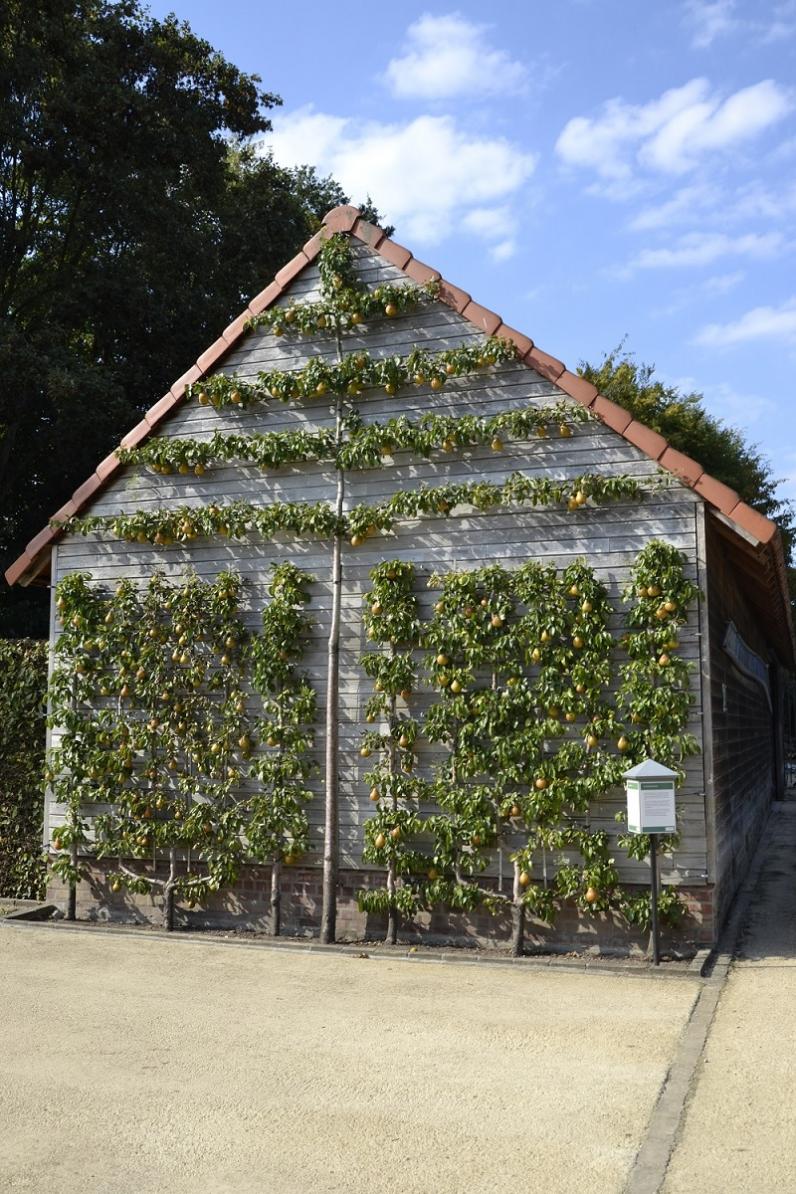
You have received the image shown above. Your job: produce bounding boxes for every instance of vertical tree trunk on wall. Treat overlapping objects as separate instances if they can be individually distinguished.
[67,837,77,922]
[164,849,177,931]
[321,387,345,945]
[386,688,398,945]
[271,858,281,937]
[510,861,525,957]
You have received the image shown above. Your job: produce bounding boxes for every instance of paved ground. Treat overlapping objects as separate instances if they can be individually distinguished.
[664,803,796,1193]
[0,926,698,1194]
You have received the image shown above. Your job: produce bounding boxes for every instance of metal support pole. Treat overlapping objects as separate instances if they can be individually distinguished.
[650,833,660,966]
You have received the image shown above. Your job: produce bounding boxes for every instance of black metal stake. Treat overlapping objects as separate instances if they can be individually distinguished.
[650,832,660,966]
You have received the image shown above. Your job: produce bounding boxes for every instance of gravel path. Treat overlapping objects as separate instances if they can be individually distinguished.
[0,924,697,1194]
[664,803,796,1193]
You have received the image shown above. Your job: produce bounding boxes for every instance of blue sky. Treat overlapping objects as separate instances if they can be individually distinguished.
[148,0,796,506]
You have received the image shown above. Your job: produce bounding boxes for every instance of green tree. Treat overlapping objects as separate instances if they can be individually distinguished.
[0,0,350,636]
[580,349,793,561]
[0,639,47,898]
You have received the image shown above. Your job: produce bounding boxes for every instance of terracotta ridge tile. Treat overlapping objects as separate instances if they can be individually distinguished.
[247,280,283,317]
[403,257,441,286]
[322,205,360,233]
[726,501,777,544]
[5,554,33,586]
[496,324,533,356]
[591,395,634,435]
[352,218,385,250]
[658,446,703,487]
[461,300,502,337]
[524,347,565,383]
[378,238,412,270]
[623,420,668,461]
[438,279,471,314]
[25,527,56,557]
[70,473,103,508]
[694,473,740,516]
[145,394,179,427]
[196,336,230,375]
[119,419,151,450]
[170,364,203,400]
[275,249,310,289]
[557,370,599,409]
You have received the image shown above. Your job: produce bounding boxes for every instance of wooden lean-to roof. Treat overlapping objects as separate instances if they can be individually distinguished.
[6,204,794,664]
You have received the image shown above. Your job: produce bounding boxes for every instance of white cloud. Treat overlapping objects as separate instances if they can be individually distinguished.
[490,239,517,263]
[631,230,782,269]
[630,183,718,230]
[694,298,796,345]
[266,107,536,247]
[556,78,792,179]
[683,1,739,48]
[683,0,796,47]
[384,13,527,100]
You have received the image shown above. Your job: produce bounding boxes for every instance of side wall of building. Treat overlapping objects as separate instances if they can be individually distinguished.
[705,516,778,926]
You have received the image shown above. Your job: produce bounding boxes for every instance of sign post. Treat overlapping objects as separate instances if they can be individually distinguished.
[623,759,678,966]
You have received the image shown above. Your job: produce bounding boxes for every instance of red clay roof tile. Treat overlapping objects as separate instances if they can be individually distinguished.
[222,312,250,344]
[196,336,230,375]
[438,280,471,314]
[145,394,179,427]
[119,419,151,450]
[557,371,599,409]
[728,501,778,545]
[524,347,565,383]
[496,324,533,356]
[658,446,703,486]
[695,473,740,516]
[170,364,203,399]
[275,251,309,289]
[96,452,120,481]
[379,239,412,270]
[462,300,502,336]
[352,218,385,249]
[322,205,359,232]
[623,421,668,461]
[302,229,327,259]
[70,473,104,508]
[404,258,441,285]
[591,395,634,434]
[247,281,283,317]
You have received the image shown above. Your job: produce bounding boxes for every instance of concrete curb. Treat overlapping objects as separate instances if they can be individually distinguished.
[1,916,701,982]
[623,803,779,1194]
[0,900,58,921]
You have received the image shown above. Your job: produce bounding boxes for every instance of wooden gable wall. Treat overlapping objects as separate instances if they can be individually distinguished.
[50,242,709,889]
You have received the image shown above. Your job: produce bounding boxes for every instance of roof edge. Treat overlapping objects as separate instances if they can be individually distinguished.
[6,205,792,663]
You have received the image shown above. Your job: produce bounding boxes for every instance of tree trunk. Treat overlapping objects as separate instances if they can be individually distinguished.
[386,864,398,945]
[67,838,77,921]
[163,848,177,931]
[510,863,525,957]
[321,388,345,945]
[385,688,398,946]
[271,858,281,937]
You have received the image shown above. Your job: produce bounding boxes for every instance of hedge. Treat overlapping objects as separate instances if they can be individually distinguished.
[0,639,47,898]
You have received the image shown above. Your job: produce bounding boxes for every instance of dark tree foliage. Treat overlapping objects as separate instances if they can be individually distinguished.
[580,349,793,566]
[0,1,360,635]
[0,639,47,898]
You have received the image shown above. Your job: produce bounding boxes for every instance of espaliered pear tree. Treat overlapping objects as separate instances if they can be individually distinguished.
[48,570,253,929]
[63,229,660,941]
[248,563,316,936]
[357,560,425,943]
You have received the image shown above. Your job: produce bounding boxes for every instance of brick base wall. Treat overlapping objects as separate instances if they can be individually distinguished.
[48,860,716,952]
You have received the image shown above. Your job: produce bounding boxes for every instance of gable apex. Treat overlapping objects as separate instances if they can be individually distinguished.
[5,205,792,666]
